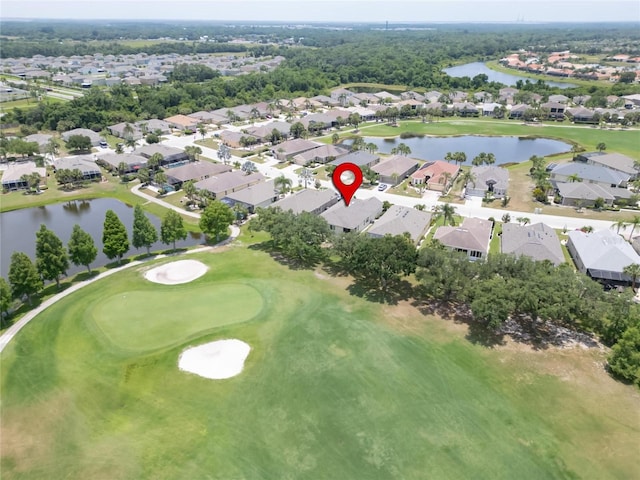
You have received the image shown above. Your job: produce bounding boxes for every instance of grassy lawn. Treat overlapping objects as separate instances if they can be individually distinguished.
[489,221,502,255]
[0,97,63,111]
[195,138,220,150]
[388,179,422,198]
[2,248,638,479]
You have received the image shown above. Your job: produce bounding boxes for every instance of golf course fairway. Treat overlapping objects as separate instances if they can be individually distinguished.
[1,248,639,479]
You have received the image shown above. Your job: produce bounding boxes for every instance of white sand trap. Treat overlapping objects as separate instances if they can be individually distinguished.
[144,259,208,285]
[178,339,251,380]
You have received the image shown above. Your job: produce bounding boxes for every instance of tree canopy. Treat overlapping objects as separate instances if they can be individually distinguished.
[67,224,98,274]
[35,224,69,289]
[102,209,130,264]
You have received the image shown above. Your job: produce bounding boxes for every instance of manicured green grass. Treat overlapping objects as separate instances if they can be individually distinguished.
[1,248,639,479]
[91,282,264,352]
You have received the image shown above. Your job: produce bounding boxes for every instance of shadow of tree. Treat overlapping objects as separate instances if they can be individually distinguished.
[346,278,415,305]
[248,242,322,271]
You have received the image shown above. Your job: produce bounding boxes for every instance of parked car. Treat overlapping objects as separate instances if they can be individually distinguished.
[377,183,388,191]
[99,141,108,148]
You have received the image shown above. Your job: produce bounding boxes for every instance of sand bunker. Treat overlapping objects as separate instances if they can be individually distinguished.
[144,260,208,285]
[178,339,251,380]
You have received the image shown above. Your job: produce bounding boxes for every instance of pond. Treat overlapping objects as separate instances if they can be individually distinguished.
[0,198,202,279]
[443,62,577,89]
[346,135,571,165]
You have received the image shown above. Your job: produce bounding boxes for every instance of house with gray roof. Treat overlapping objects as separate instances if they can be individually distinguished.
[1,161,46,191]
[555,182,615,207]
[371,155,420,186]
[24,133,53,153]
[137,144,188,166]
[501,222,564,265]
[329,151,380,169]
[136,119,172,135]
[97,153,148,173]
[567,229,640,284]
[107,122,143,140]
[166,162,231,188]
[61,128,103,146]
[433,217,493,261]
[54,155,102,180]
[194,171,264,199]
[550,163,630,188]
[245,121,292,143]
[466,166,509,198]
[222,180,279,213]
[575,152,638,178]
[368,205,432,245]
[271,138,321,161]
[271,189,339,215]
[321,197,383,233]
[292,144,349,166]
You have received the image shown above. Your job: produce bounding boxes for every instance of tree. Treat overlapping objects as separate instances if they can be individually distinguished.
[298,168,313,188]
[567,173,582,183]
[334,233,417,293]
[470,276,514,329]
[199,200,235,242]
[154,171,168,192]
[118,161,129,176]
[68,224,97,274]
[8,252,42,305]
[217,143,231,164]
[0,277,11,321]
[501,213,511,223]
[623,263,640,291]
[183,180,197,204]
[516,217,531,226]
[241,160,258,175]
[596,142,606,153]
[198,124,207,139]
[44,137,59,161]
[611,220,628,234]
[275,174,292,194]
[290,122,307,139]
[432,203,457,226]
[607,327,640,386]
[361,165,379,185]
[161,210,187,251]
[627,215,640,239]
[185,145,202,162]
[115,143,124,154]
[391,143,411,155]
[137,167,151,185]
[147,152,163,171]
[102,209,129,264]
[458,170,476,188]
[124,137,137,150]
[348,112,361,131]
[35,224,69,289]
[132,204,158,256]
[331,132,340,144]
[66,134,92,152]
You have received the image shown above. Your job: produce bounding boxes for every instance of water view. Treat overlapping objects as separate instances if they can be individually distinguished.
[443,62,577,89]
[349,135,571,164]
[0,198,202,279]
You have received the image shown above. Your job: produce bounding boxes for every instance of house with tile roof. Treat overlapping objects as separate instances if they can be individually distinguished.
[321,197,383,233]
[433,217,493,261]
[500,223,564,265]
[271,189,340,215]
[411,160,460,192]
[466,166,509,198]
[368,205,432,245]
[371,155,420,186]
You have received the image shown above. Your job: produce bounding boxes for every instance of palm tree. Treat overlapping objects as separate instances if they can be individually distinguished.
[516,217,531,226]
[395,143,411,155]
[123,123,135,141]
[217,143,231,164]
[623,263,640,290]
[433,203,457,226]
[570,144,581,159]
[198,124,207,139]
[298,168,313,189]
[124,137,137,151]
[458,170,476,188]
[611,220,628,235]
[44,137,59,162]
[275,175,292,195]
[117,161,128,176]
[183,180,197,203]
[567,173,582,183]
[184,146,202,162]
[501,213,511,223]
[441,172,453,192]
[596,142,606,153]
[250,107,261,124]
[147,153,163,171]
[331,133,340,145]
[627,215,640,240]
[444,152,454,163]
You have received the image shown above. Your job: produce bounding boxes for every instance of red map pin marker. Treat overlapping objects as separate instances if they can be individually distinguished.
[332,162,363,206]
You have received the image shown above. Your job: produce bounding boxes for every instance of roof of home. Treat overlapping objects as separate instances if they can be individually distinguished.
[411,160,460,182]
[556,182,616,201]
[569,229,640,279]
[580,152,637,176]
[321,197,383,230]
[433,217,492,254]
[329,151,379,167]
[194,171,264,196]
[223,179,278,205]
[54,155,101,174]
[271,188,339,215]
[292,144,349,164]
[501,222,564,265]
[136,144,185,159]
[24,133,52,146]
[470,165,510,190]
[61,128,102,143]
[99,153,147,168]
[551,163,630,185]
[367,205,432,243]
[245,121,292,139]
[165,161,231,183]
[371,155,419,176]
[164,114,199,128]
[273,138,320,156]
[1,161,46,184]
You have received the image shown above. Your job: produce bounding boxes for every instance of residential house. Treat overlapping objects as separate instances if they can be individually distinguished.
[107,122,143,140]
[165,162,232,189]
[97,153,147,173]
[24,133,53,153]
[368,205,432,245]
[500,222,564,265]
[137,145,189,166]
[188,111,228,126]
[411,160,460,192]
[136,119,172,135]
[466,166,509,198]
[575,152,638,178]
[321,197,383,233]
[245,121,292,143]
[271,138,321,161]
[194,171,264,199]
[164,114,199,131]
[291,144,349,166]
[222,180,279,213]
[54,155,102,180]
[371,155,420,186]
[567,229,640,285]
[541,101,566,120]
[1,162,46,191]
[219,130,247,149]
[329,151,380,169]
[271,189,340,215]
[555,182,615,207]
[565,107,596,124]
[549,163,630,189]
[61,128,103,146]
[509,104,531,119]
[433,217,493,261]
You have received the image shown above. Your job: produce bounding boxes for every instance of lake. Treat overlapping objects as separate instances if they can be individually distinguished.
[347,135,571,165]
[0,198,202,279]
[443,62,577,89]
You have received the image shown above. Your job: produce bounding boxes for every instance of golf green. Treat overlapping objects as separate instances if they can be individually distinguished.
[91,284,264,351]
[1,249,638,480]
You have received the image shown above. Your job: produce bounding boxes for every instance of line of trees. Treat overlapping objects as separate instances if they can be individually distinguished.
[249,206,640,386]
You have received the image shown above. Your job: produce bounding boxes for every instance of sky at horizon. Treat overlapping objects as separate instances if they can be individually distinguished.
[2,0,640,23]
